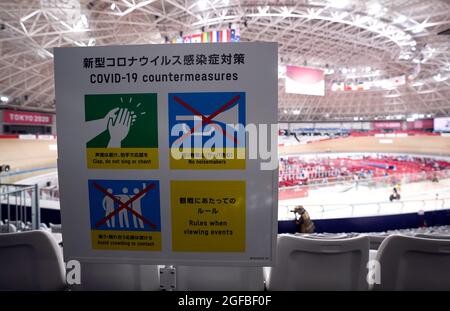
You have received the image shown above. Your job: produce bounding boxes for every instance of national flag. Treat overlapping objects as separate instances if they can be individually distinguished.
[357,81,364,91]
[230,29,236,42]
[191,33,202,43]
[220,29,231,42]
[212,31,219,42]
[202,32,210,43]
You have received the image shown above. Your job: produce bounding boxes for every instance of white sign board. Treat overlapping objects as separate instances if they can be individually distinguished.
[434,117,450,132]
[54,42,278,266]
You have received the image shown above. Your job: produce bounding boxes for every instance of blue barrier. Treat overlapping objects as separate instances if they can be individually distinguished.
[0,166,57,178]
[278,208,450,233]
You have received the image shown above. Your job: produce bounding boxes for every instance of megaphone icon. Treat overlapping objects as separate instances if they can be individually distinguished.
[176,104,239,136]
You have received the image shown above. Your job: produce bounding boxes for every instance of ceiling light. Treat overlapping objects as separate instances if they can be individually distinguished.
[434,73,448,82]
[0,96,9,102]
[284,110,288,114]
[411,47,416,51]
[293,110,300,115]
[257,6,269,14]
[281,6,291,16]
[366,66,371,72]
[412,24,424,33]
[368,2,382,15]
[111,3,116,10]
[197,0,208,10]
[342,68,348,74]
[394,15,406,24]
[351,68,356,73]
[81,14,88,27]
[73,14,89,32]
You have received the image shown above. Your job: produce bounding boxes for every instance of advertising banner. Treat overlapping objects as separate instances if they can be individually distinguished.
[3,110,53,125]
[373,121,402,129]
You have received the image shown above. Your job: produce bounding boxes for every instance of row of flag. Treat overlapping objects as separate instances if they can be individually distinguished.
[171,29,240,44]
[331,81,369,91]
[331,75,406,92]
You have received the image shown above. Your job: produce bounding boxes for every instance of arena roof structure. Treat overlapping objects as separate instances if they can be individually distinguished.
[0,0,449,121]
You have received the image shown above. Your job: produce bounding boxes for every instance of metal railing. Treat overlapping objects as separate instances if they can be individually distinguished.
[279,169,450,192]
[40,187,60,200]
[0,183,40,232]
[279,196,450,221]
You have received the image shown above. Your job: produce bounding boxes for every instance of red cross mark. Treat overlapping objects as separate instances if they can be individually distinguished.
[173,95,241,146]
[93,182,157,229]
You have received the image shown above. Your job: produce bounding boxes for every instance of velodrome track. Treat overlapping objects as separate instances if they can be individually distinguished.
[2,135,450,182]
[279,135,450,156]
[0,138,57,183]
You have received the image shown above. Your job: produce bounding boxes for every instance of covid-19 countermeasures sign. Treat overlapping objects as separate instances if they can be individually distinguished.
[55,42,278,266]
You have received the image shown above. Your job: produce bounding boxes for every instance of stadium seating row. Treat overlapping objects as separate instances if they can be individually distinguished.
[1,230,450,290]
[0,221,61,233]
[279,154,450,188]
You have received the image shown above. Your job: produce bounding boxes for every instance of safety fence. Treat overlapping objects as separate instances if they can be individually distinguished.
[0,183,40,232]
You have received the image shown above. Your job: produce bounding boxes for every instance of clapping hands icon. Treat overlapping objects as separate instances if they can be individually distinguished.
[85,97,141,148]
[107,108,136,147]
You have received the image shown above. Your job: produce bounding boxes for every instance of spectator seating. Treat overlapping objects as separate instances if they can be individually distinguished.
[4,220,26,231]
[369,235,387,250]
[0,230,66,290]
[0,223,17,233]
[374,234,450,290]
[415,233,450,239]
[49,223,62,233]
[1,225,450,290]
[265,234,369,290]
